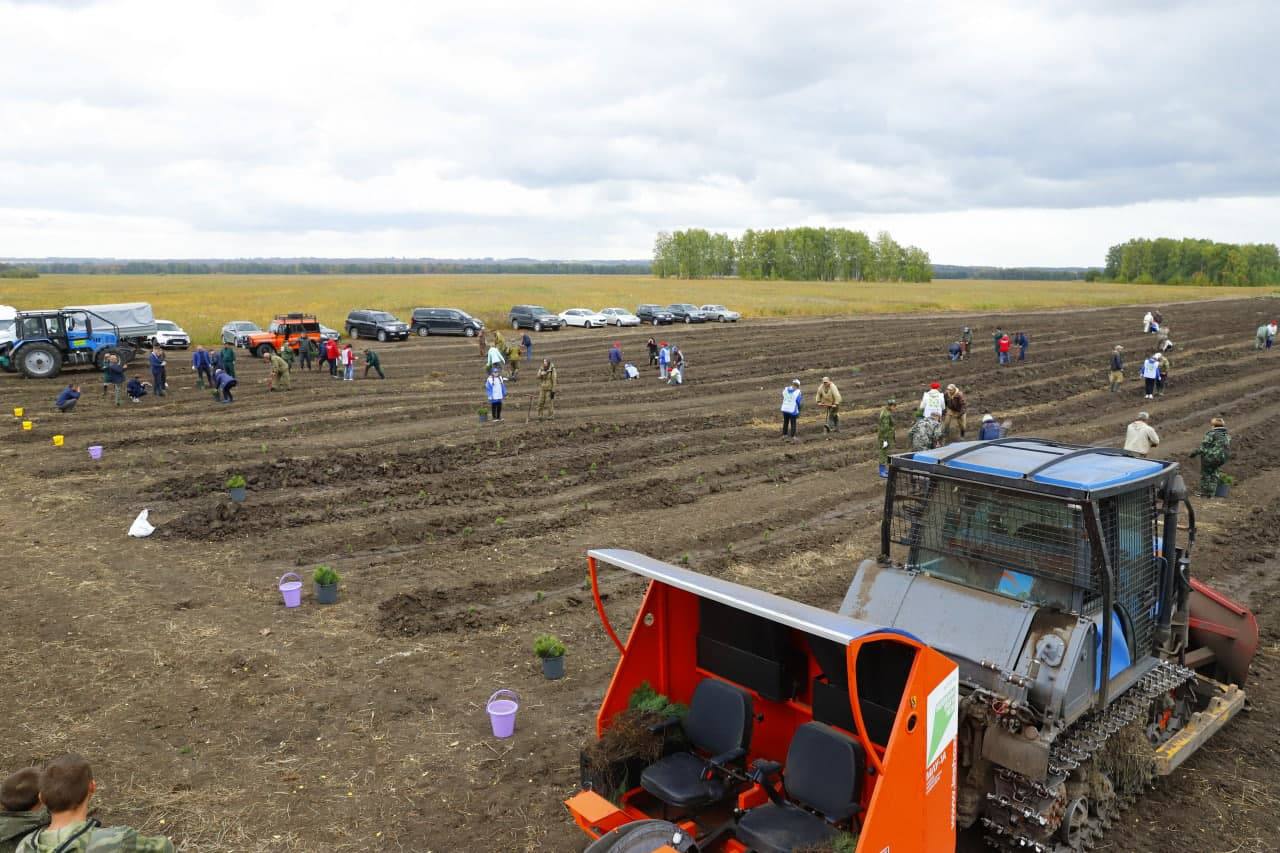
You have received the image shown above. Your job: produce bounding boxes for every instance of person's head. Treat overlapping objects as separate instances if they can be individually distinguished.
[38,754,94,814]
[1,767,41,812]
[491,367,500,376]
[945,383,957,393]
[612,341,620,348]
[71,384,80,392]
[1137,411,1150,422]
[1115,345,1123,352]
[982,413,994,423]
[928,411,941,421]
[821,376,830,385]
[930,382,940,391]
[886,397,896,409]
[791,379,801,389]
[1211,417,1226,428]
[541,358,550,368]
[152,345,161,353]
[963,326,970,333]
[262,352,271,360]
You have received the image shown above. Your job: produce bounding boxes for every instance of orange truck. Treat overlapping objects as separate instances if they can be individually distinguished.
[242,313,323,357]
[567,439,1257,853]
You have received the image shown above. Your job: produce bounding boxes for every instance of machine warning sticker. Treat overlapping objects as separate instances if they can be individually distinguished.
[926,667,959,768]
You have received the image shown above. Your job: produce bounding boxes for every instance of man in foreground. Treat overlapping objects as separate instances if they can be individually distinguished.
[1123,411,1160,457]
[536,358,557,419]
[815,376,841,432]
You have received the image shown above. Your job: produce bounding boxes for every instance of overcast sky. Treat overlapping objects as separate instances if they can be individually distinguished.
[2,0,1277,265]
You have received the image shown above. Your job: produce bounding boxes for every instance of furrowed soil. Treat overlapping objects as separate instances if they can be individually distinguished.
[1,298,1277,853]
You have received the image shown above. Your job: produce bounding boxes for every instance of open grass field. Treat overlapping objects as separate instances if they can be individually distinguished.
[1,296,1278,852]
[1,274,1271,344]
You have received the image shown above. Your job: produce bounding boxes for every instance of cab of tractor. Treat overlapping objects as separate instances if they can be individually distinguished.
[567,549,959,853]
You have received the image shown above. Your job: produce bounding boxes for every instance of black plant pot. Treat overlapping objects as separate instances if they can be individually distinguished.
[315,582,339,604]
[541,655,565,680]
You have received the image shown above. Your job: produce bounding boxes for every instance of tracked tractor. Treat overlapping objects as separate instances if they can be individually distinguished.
[567,439,1257,853]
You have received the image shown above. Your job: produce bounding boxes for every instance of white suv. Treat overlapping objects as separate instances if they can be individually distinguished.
[150,319,191,349]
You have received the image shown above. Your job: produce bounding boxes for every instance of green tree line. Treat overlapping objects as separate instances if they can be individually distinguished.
[24,259,648,276]
[0,263,38,278]
[1103,238,1280,285]
[652,228,931,282]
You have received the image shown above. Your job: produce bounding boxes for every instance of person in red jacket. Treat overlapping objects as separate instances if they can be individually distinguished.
[324,338,340,378]
[998,332,1012,366]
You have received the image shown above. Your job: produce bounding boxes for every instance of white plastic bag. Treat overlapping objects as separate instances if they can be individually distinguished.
[128,509,155,538]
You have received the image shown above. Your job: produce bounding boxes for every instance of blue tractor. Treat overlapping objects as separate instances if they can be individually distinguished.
[1,308,137,380]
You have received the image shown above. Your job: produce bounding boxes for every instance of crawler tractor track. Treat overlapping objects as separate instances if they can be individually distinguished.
[981,661,1195,852]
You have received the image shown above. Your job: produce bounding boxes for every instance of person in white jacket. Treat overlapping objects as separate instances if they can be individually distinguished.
[1124,412,1160,456]
[1143,311,1154,333]
[485,367,506,421]
[779,379,802,440]
[1140,354,1161,399]
[919,382,945,419]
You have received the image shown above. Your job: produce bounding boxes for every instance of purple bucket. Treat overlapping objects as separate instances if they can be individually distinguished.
[486,689,519,738]
[88,445,103,460]
[278,572,303,608]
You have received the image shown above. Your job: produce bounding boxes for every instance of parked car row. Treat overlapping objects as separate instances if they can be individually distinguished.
[520,303,742,331]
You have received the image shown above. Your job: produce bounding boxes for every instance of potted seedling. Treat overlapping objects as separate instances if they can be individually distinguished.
[1215,473,1235,499]
[534,633,566,680]
[581,682,687,802]
[226,474,247,503]
[478,406,489,423]
[313,565,341,604]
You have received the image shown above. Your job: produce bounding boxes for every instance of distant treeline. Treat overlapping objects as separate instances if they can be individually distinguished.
[1103,238,1280,285]
[933,264,1098,281]
[0,263,38,278]
[21,259,649,276]
[653,227,932,281]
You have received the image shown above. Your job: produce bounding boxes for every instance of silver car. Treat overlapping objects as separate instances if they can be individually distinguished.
[221,320,261,347]
[700,304,741,322]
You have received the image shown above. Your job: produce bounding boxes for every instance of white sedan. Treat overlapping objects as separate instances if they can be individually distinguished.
[599,307,641,327]
[559,308,609,328]
[700,304,741,322]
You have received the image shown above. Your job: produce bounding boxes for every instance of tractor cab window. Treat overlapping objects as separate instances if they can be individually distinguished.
[898,479,1089,613]
[44,316,66,337]
[18,317,46,338]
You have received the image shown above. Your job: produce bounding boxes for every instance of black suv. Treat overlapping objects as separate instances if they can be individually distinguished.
[411,308,484,337]
[636,304,675,325]
[345,309,410,341]
[509,305,563,332]
[667,303,708,324]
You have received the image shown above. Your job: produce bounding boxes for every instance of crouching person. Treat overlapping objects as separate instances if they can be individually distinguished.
[213,368,237,404]
[16,754,173,852]
[1,767,49,852]
[54,385,80,414]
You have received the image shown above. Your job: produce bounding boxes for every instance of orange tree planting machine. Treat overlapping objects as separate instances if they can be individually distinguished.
[567,439,1257,853]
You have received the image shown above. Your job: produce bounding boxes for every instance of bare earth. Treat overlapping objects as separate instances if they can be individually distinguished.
[1,297,1276,853]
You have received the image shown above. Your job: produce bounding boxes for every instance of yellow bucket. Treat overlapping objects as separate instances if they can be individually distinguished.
[22,420,33,430]
[13,407,23,418]
[52,434,64,447]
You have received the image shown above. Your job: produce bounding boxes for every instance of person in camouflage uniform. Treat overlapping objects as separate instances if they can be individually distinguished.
[876,398,898,477]
[1,768,48,853]
[264,352,291,391]
[15,755,172,853]
[280,343,296,372]
[1188,417,1231,498]
[536,358,557,419]
[909,411,944,452]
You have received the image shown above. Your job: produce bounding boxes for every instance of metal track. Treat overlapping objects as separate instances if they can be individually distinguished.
[980,661,1195,853]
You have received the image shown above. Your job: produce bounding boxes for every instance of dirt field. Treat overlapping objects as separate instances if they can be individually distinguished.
[1,298,1277,853]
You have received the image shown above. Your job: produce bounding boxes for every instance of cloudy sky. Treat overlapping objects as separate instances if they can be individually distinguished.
[1,0,1276,265]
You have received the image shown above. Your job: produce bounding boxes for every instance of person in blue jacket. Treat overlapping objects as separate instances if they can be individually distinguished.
[54,384,81,413]
[485,367,506,421]
[126,376,150,402]
[780,379,802,440]
[978,413,1002,440]
[212,367,237,403]
[102,355,126,406]
[148,346,167,397]
[521,332,533,363]
[608,341,622,379]
[1016,331,1029,362]
[948,340,963,361]
[191,346,213,388]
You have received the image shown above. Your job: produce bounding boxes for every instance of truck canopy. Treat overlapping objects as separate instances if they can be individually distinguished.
[61,303,157,340]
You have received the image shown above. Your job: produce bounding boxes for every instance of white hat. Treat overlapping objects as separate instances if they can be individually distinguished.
[982,414,994,422]
[791,378,801,386]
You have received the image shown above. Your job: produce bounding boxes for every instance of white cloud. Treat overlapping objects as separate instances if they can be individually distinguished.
[1,0,1277,264]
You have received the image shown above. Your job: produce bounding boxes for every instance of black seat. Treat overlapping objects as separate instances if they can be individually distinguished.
[639,679,753,814]
[735,722,864,853]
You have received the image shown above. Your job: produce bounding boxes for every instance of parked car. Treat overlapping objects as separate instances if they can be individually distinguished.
[667,303,709,324]
[636,304,675,325]
[411,307,484,337]
[346,309,410,341]
[699,304,741,322]
[559,308,608,328]
[600,307,641,327]
[149,319,190,349]
[509,305,563,331]
[243,314,324,357]
[319,324,341,341]
[221,320,261,347]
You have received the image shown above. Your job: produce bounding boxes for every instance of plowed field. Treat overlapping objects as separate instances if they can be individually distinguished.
[1,297,1276,852]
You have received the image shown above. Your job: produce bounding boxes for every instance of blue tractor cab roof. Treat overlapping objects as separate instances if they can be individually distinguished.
[897,438,1176,499]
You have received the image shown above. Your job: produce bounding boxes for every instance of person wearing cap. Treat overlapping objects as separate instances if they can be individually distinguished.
[1140,352,1161,399]
[942,383,967,443]
[876,399,898,477]
[816,376,842,433]
[1189,417,1231,497]
[608,341,622,380]
[910,410,944,451]
[919,382,945,419]
[485,366,507,421]
[961,326,972,356]
[1123,412,1160,456]
[780,379,803,440]
[1109,345,1125,392]
[977,413,1002,441]
[1256,321,1276,350]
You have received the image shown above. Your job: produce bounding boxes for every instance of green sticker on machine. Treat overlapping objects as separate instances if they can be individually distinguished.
[927,667,959,767]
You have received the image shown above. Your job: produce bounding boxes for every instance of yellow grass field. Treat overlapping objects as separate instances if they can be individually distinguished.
[0,274,1270,344]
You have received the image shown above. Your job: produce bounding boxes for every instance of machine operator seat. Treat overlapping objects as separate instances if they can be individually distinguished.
[639,678,754,814]
[734,722,865,853]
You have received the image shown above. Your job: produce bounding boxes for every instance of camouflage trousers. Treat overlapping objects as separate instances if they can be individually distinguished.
[1199,465,1221,498]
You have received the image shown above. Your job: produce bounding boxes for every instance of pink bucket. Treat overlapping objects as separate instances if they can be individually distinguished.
[486,689,519,738]
[88,445,103,460]
[278,573,303,608]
